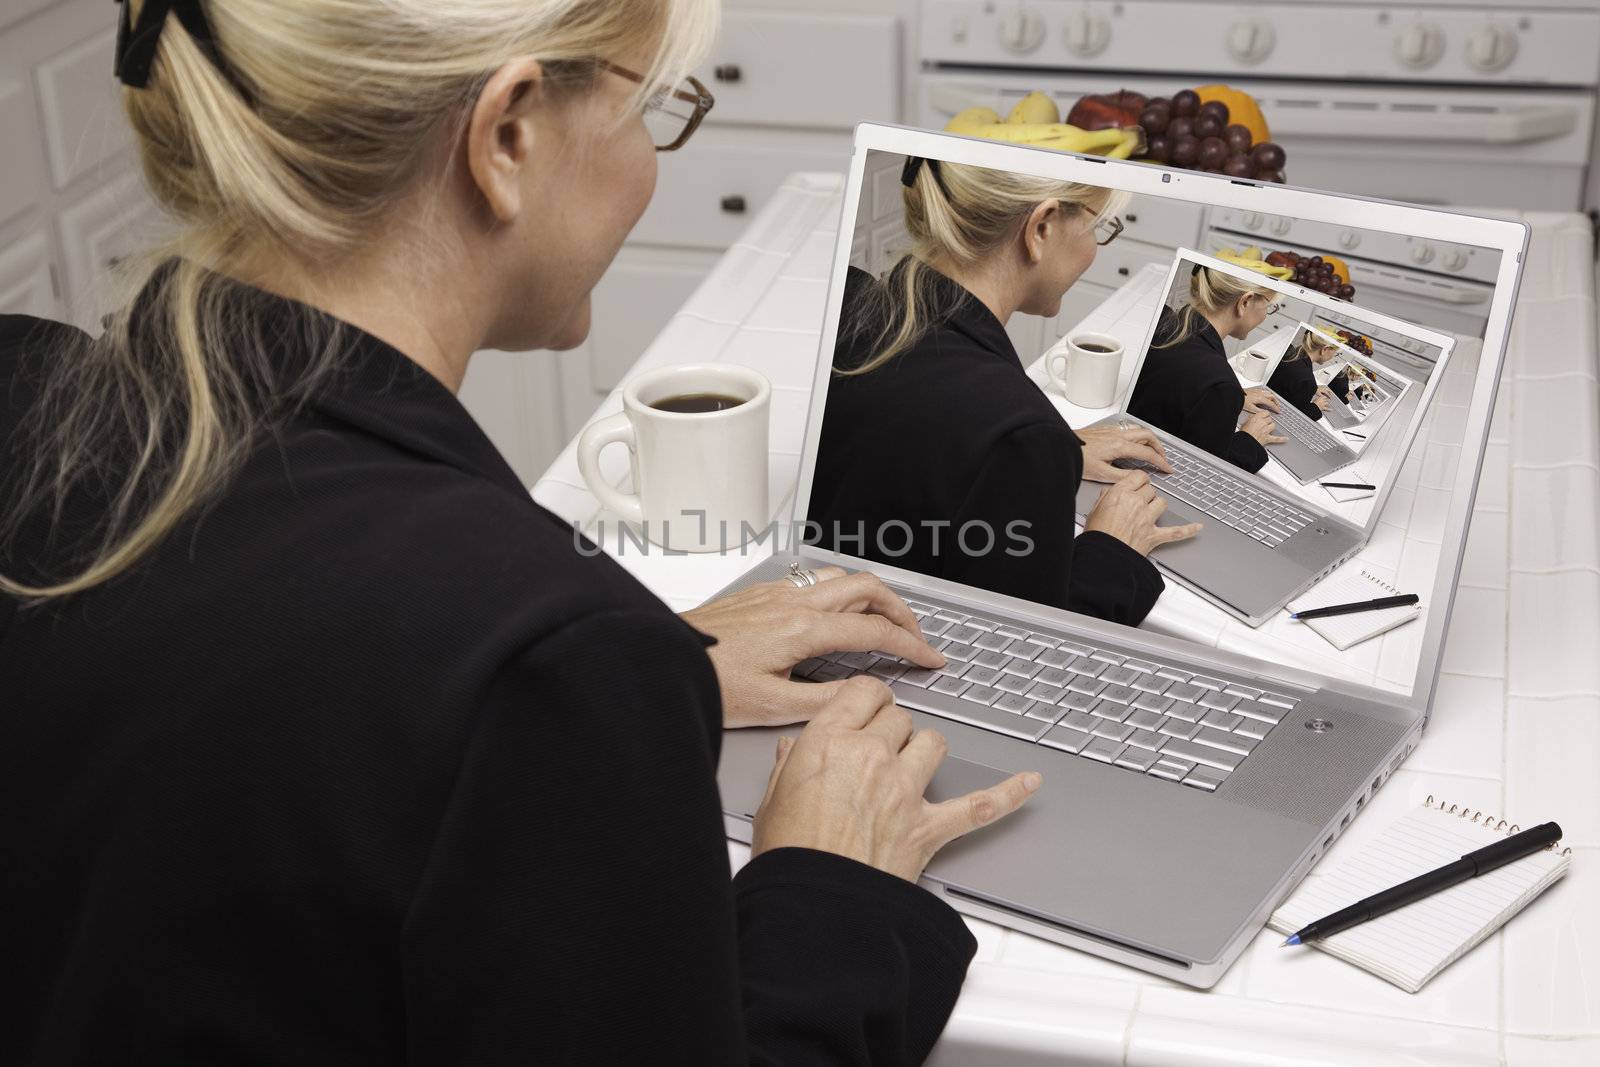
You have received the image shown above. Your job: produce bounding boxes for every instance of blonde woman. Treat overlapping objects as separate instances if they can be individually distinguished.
[1267,325,1343,420]
[0,2,1044,1060]
[1128,263,1287,472]
[808,157,1202,628]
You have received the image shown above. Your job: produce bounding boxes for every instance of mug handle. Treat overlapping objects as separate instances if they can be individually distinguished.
[1047,350,1071,392]
[576,413,645,524]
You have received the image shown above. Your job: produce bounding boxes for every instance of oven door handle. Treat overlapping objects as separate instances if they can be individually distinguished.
[928,85,1578,146]
[1270,104,1578,145]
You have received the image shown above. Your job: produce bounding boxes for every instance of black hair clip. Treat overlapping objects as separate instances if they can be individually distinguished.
[115,0,252,103]
[900,155,951,198]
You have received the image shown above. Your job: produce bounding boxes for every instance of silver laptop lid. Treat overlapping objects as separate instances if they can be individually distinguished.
[1114,248,1453,534]
[792,122,1528,722]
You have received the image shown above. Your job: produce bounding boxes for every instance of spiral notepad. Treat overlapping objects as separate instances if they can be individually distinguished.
[1268,797,1571,993]
[1287,567,1421,650]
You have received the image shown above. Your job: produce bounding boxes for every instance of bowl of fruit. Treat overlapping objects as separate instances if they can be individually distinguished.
[1265,249,1356,301]
[1134,87,1286,182]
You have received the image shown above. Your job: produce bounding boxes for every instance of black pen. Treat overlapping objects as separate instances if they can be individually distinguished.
[1283,822,1564,945]
[1320,480,1376,491]
[1343,430,1367,439]
[1291,593,1419,620]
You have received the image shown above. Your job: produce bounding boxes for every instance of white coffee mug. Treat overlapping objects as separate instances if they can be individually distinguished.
[1239,348,1273,383]
[1047,332,1123,409]
[577,364,770,552]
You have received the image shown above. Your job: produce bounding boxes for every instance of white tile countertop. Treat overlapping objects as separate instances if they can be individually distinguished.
[532,174,1600,1065]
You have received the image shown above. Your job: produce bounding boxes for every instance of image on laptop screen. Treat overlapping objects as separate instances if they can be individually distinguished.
[1127,249,1450,523]
[803,147,1506,700]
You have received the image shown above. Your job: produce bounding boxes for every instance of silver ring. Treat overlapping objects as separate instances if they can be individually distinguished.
[786,561,819,588]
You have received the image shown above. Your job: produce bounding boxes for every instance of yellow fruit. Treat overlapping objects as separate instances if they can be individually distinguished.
[1006,91,1060,125]
[1214,246,1295,281]
[1194,84,1271,144]
[1105,127,1145,159]
[944,106,1002,134]
[1322,254,1352,286]
[965,123,1129,153]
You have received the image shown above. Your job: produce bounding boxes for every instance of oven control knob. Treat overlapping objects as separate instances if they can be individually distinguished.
[1063,10,1111,57]
[1226,18,1276,64]
[1242,212,1265,230]
[998,9,1046,54]
[1338,230,1360,250]
[1410,243,1437,265]
[1394,23,1445,70]
[1441,248,1469,272]
[1269,215,1293,236]
[1466,24,1518,72]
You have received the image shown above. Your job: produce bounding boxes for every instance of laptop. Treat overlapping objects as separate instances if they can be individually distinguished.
[1263,388,1359,484]
[711,122,1526,989]
[1071,249,1454,627]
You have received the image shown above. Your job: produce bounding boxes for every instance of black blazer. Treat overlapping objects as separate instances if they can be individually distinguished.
[1267,352,1323,421]
[807,265,1162,628]
[0,279,975,1065]
[1128,306,1268,473]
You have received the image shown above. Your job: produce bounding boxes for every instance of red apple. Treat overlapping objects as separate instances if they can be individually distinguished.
[1067,89,1151,131]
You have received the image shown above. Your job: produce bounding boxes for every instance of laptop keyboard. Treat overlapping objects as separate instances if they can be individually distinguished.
[1159,448,1314,548]
[1275,406,1336,454]
[795,601,1301,793]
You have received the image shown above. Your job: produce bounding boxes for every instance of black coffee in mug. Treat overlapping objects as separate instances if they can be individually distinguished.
[651,392,747,414]
[1076,342,1116,353]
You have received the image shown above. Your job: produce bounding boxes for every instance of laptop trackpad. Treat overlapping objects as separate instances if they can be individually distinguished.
[924,755,1016,804]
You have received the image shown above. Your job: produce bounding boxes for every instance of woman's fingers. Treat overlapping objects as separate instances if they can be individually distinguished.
[809,565,850,584]
[1124,441,1172,473]
[812,675,895,730]
[925,772,1042,848]
[1156,521,1205,546]
[861,701,915,751]
[899,728,950,791]
[805,608,946,668]
[804,571,923,637]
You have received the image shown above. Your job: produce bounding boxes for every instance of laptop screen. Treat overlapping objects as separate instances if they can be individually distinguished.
[800,137,1520,705]
[1117,249,1452,531]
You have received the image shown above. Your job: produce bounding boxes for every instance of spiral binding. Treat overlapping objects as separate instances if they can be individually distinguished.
[1357,569,1402,596]
[1424,795,1572,856]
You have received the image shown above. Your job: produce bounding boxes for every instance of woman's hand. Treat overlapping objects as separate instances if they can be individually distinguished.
[681,568,945,729]
[1313,386,1334,411]
[1242,410,1287,446]
[1242,387,1280,415]
[1077,423,1171,484]
[751,678,1041,882]
[1083,470,1203,556]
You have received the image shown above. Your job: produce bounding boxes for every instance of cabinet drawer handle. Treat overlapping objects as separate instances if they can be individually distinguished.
[714,63,742,83]
[720,195,747,214]
[1117,266,1130,276]
[1125,213,1138,223]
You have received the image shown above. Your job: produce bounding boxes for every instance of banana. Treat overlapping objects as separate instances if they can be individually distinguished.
[1105,127,1145,160]
[965,123,1130,154]
[1006,91,1060,125]
[944,106,1003,134]
[1213,246,1295,281]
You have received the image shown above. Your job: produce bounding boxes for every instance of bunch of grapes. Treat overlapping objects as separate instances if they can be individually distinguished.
[1276,252,1356,300]
[1138,90,1285,182]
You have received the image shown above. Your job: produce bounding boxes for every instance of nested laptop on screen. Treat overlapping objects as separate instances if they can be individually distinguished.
[711,123,1526,989]
[1069,248,1453,627]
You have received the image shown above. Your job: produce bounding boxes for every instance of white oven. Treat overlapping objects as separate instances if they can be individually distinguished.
[918,1,1600,212]
[916,0,1598,335]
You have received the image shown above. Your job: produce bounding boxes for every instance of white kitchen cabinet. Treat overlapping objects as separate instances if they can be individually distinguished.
[0,231,58,318]
[547,7,905,448]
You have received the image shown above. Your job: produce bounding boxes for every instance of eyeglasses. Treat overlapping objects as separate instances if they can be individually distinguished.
[597,59,715,152]
[1093,216,1124,246]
